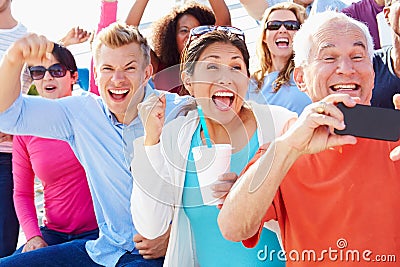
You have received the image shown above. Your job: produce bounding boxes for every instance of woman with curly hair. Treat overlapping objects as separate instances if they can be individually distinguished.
[126,0,231,94]
[246,2,311,115]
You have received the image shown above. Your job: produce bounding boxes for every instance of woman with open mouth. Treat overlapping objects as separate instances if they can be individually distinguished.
[247,2,311,115]
[130,26,297,266]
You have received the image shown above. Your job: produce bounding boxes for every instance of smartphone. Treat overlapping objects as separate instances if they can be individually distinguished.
[334,103,400,142]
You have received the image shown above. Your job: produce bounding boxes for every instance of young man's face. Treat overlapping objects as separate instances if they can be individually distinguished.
[94,42,152,124]
[294,21,374,105]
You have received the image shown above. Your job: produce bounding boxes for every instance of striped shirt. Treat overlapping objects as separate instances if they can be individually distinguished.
[0,22,28,153]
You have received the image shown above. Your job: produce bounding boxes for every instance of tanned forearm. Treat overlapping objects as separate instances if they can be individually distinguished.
[218,138,300,242]
[209,0,232,26]
[125,0,150,26]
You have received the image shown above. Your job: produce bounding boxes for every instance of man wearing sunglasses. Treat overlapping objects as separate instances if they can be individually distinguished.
[0,0,28,258]
[0,22,189,267]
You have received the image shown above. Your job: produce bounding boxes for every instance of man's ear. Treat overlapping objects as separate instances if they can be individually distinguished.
[294,66,307,92]
[144,64,153,82]
[181,71,193,95]
[93,65,98,86]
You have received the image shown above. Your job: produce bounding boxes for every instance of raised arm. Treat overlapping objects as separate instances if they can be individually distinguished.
[218,96,358,242]
[90,0,118,95]
[209,0,231,26]
[0,34,53,112]
[125,0,150,26]
[239,0,269,21]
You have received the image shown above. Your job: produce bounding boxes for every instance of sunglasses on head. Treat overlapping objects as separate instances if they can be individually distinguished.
[186,25,245,48]
[28,63,70,80]
[265,20,300,31]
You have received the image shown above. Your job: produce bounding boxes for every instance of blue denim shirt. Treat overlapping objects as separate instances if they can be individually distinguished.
[0,85,190,266]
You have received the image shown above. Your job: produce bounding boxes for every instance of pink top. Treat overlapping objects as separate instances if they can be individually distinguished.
[12,136,98,241]
[89,0,118,95]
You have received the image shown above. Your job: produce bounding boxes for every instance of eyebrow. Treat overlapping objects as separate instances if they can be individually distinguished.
[201,55,244,61]
[320,40,367,51]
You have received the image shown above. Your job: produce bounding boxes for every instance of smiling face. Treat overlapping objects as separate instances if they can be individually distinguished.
[31,55,77,100]
[263,9,299,64]
[294,21,374,104]
[176,14,201,54]
[94,42,152,124]
[183,42,249,125]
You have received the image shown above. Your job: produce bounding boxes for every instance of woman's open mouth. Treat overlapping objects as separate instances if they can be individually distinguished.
[211,91,234,111]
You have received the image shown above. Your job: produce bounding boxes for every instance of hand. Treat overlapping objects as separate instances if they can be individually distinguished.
[213,172,238,209]
[281,94,358,156]
[390,94,400,161]
[133,225,171,259]
[59,26,92,47]
[0,132,13,143]
[138,93,166,146]
[6,33,54,67]
[22,236,48,253]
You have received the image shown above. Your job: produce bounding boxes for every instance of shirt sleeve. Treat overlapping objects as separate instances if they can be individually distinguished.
[0,94,73,141]
[12,136,42,240]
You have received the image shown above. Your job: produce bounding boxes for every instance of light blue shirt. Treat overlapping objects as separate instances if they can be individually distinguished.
[246,72,311,115]
[0,85,190,266]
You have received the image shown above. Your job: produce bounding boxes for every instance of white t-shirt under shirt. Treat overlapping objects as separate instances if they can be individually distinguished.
[0,22,28,153]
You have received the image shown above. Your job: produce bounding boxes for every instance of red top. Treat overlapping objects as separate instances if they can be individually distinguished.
[243,138,400,266]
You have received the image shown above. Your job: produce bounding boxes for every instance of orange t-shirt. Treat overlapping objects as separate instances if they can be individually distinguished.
[243,138,400,266]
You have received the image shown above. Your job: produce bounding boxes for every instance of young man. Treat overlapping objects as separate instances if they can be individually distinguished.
[371,0,400,108]
[218,11,400,266]
[0,0,27,257]
[0,22,188,266]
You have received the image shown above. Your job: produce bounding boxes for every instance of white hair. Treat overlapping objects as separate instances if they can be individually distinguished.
[293,11,374,67]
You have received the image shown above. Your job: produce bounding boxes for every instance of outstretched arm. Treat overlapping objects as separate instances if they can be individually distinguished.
[209,0,231,26]
[125,0,150,26]
[0,34,53,112]
[218,95,358,242]
[239,0,268,21]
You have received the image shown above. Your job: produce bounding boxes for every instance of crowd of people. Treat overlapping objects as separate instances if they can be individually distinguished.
[0,0,399,266]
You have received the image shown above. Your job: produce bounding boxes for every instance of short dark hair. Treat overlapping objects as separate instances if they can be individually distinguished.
[53,43,77,74]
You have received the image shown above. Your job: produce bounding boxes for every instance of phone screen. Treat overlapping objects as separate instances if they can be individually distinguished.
[334,103,400,142]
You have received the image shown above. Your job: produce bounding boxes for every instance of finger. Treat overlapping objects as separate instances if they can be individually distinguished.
[217,172,238,182]
[322,93,358,107]
[393,94,400,110]
[326,134,357,148]
[212,181,234,193]
[133,233,144,243]
[308,112,346,131]
[135,242,149,250]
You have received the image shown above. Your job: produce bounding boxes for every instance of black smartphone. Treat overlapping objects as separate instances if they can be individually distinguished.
[334,103,400,142]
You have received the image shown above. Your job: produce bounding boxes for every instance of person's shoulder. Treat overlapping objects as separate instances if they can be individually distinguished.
[249,101,297,119]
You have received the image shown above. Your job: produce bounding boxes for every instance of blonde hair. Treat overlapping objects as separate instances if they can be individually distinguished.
[92,21,150,68]
[253,2,307,92]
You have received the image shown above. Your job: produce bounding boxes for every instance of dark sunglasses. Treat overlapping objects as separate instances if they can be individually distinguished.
[28,63,70,80]
[186,25,245,48]
[265,20,300,31]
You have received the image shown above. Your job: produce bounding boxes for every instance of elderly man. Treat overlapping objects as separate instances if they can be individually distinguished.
[0,22,188,266]
[218,11,400,266]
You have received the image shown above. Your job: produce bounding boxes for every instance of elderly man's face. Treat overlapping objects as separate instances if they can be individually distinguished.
[294,21,374,105]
